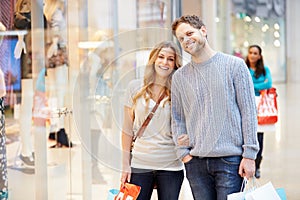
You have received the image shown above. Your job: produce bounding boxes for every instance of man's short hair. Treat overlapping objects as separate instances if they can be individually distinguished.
[171,15,205,36]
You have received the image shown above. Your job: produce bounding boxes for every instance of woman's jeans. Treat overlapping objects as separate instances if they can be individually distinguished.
[184,156,243,200]
[130,168,184,200]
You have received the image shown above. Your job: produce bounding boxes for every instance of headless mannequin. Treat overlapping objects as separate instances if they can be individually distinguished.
[87,50,105,184]
[14,0,47,165]
[83,31,113,183]
[44,0,71,147]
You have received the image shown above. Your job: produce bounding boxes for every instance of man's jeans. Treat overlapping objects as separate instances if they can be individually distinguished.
[184,156,243,200]
[131,168,184,200]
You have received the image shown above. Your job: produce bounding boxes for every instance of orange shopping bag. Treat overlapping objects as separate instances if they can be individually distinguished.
[114,183,141,200]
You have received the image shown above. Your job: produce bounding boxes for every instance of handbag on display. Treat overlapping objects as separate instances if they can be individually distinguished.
[114,183,141,200]
[257,87,278,125]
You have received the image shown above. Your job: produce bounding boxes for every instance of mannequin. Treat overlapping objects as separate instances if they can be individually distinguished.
[13,0,47,166]
[44,0,71,147]
[82,31,113,184]
[0,22,8,200]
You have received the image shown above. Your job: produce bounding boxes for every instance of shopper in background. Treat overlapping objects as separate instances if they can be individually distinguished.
[121,41,183,200]
[245,44,273,178]
[171,15,259,200]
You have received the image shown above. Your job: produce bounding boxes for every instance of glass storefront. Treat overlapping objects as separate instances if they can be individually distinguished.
[1,0,176,199]
[0,0,287,199]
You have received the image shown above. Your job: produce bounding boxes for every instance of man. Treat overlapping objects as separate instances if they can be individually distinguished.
[171,15,259,200]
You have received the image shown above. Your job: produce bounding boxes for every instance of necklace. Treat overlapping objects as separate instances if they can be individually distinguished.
[151,85,165,102]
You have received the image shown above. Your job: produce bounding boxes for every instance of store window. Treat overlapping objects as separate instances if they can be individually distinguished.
[1,0,176,199]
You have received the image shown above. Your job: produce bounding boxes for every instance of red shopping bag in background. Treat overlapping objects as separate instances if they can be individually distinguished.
[114,183,141,200]
[257,87,278,125]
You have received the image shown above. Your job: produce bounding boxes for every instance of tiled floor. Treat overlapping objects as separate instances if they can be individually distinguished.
[4,82,300,200]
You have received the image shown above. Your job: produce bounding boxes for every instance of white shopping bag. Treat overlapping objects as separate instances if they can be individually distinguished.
[245,182,281,200]
[227,177,248,200]
[228,177,282,200]
[227,191,246,200]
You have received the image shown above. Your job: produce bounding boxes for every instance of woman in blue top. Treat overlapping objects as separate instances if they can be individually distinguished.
[245,44,272,178]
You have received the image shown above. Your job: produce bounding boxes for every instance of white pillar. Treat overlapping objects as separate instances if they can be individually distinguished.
[201,0,217,49]
[31,0,48,199]
[286,0,300,83]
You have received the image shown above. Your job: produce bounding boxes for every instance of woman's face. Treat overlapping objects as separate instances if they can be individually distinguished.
[154,47,176,79]
[247,46,261,64]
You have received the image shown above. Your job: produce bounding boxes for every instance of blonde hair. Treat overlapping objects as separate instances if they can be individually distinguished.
[15,0,25,12]
[44,0,64,21]
[132,41,182,108]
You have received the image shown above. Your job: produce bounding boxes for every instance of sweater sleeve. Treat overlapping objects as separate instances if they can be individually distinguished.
[254,66,273,91]
[233,60,259,160]
[171,73,190,159]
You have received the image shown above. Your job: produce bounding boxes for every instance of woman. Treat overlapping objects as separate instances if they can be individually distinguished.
[121,41,183,200]
[245,44,273,178]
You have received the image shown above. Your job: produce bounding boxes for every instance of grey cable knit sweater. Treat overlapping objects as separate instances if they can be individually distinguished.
[171,52,259,160]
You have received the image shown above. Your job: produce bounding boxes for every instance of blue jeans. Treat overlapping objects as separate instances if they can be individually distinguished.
[130,168,184,200]
[184,156,243,200]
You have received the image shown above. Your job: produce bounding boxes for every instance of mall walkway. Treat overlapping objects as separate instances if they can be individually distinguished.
[4,82,300,200]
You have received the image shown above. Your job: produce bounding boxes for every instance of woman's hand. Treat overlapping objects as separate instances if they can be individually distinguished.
[121,168,131,185]
[178,134,189,146]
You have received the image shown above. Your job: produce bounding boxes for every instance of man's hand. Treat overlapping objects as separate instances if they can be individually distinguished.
[239,158,255,179]
[182,154,193,163]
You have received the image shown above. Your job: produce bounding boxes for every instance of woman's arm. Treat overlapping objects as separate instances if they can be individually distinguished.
[254,66,273,91]
[121,105,134,184]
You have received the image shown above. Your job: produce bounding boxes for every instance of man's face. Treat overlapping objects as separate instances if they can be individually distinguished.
[175,23,207,56]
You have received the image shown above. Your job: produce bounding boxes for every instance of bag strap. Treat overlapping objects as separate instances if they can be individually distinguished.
[134,91,166,140]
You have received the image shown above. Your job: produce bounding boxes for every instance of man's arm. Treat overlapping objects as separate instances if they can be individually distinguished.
[234,60,259,159]
[234,59,259,178]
